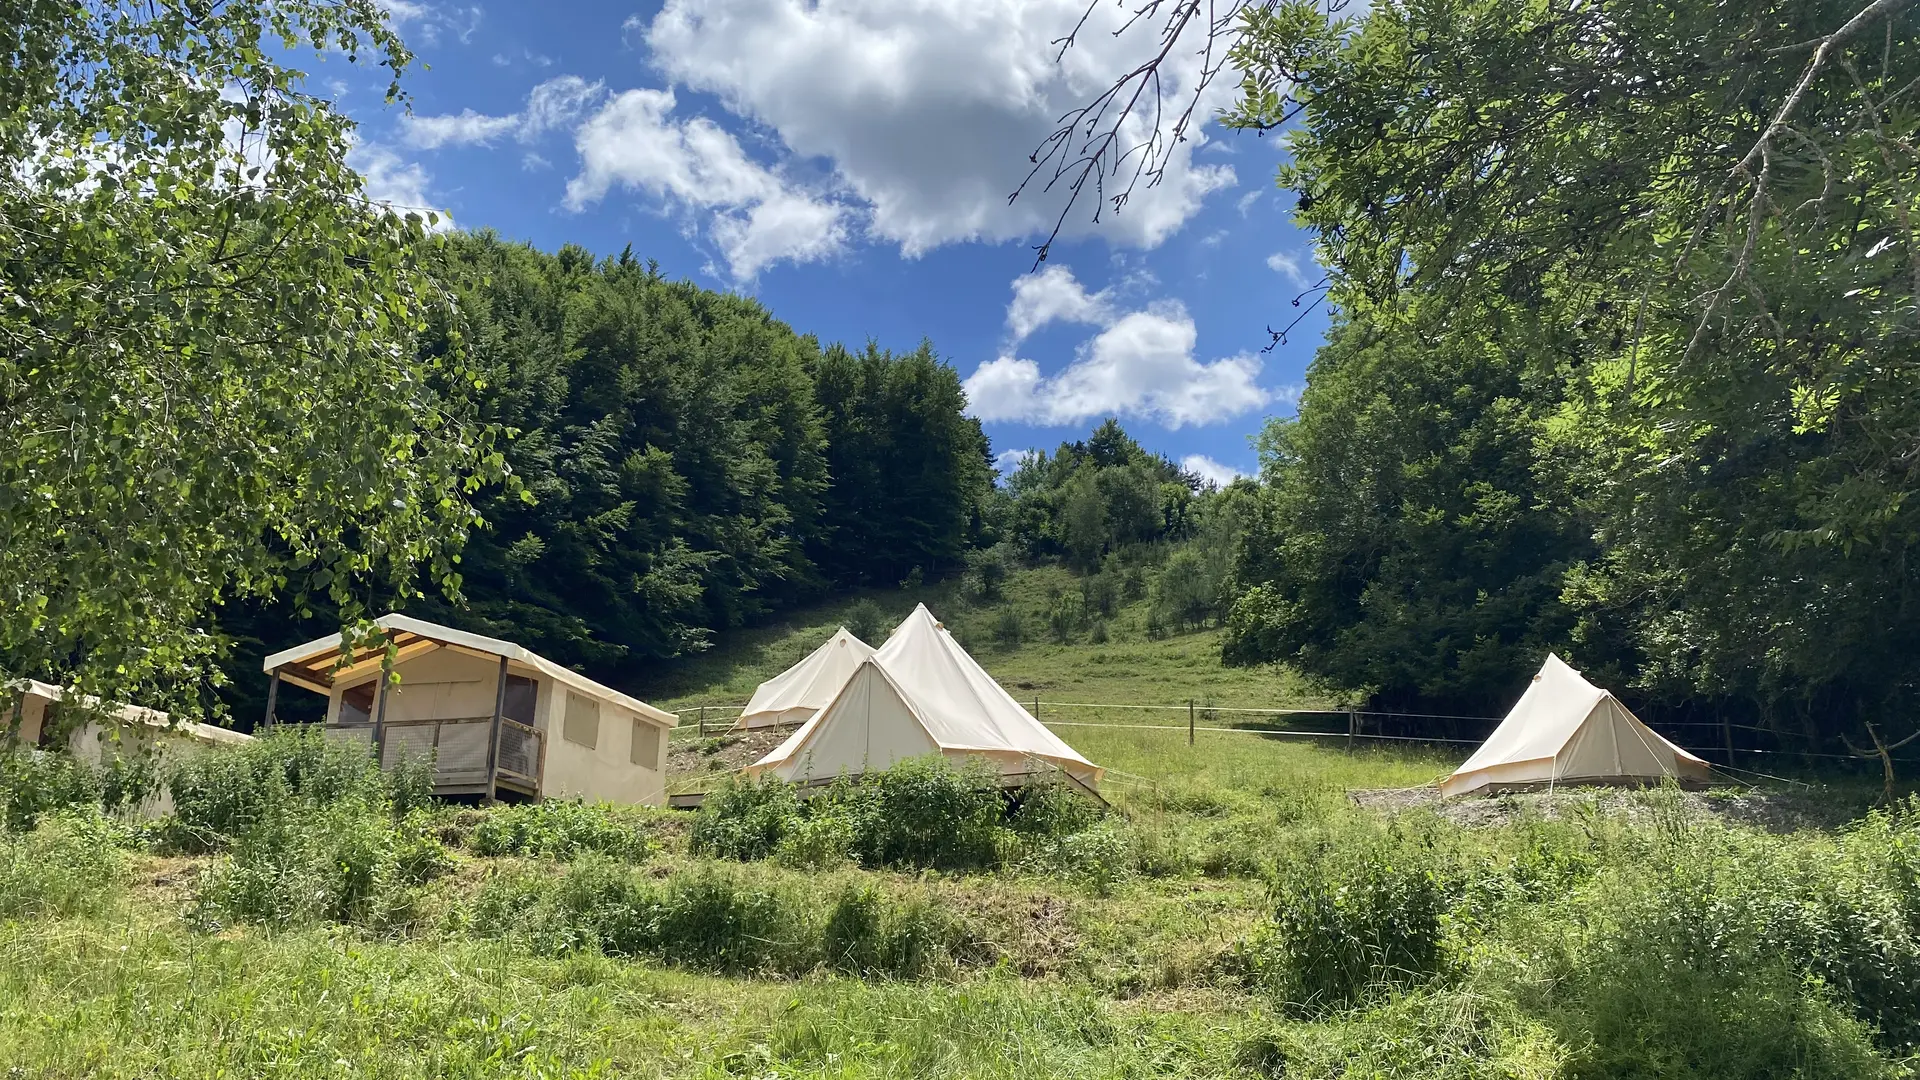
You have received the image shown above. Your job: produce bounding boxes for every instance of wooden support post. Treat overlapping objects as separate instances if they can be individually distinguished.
[372,668,392,766]
[1034,697,1041,723]
[1347,707,1357,754]
[485,654,508,800]
[698,706,706,737]
[1722,716,1735,767]
[263,670,281,730]
[1188,699,1195,746]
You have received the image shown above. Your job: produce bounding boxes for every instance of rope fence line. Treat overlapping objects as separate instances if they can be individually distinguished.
[663,698,1918,768]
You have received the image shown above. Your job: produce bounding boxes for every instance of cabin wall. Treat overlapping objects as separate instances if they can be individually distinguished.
[539,688,670,806]
[333,648,511,724]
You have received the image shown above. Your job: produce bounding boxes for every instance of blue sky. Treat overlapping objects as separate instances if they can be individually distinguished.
[337,0,1331,483]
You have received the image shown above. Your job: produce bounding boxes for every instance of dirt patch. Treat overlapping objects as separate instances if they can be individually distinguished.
[667,726,793,784]
[1349,784,1857,832]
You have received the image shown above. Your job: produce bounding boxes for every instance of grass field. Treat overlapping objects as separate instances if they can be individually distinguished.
[2,567,1916,1078]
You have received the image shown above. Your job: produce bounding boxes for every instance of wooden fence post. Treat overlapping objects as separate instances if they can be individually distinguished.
[262,670,280,730]
[1034,696,1040,722]
[1722,716,1735,766]
[1188,699,1195,746]
[698,706,707,737]
[1346,707,1356,754]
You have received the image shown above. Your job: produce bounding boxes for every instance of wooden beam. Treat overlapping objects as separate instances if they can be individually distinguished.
[372,668,392,765]
[485,654,508,802]
[263,671,280,729]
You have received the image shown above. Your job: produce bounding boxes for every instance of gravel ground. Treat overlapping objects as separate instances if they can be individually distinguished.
[1349,783,1858,832]
[666,725,793,783]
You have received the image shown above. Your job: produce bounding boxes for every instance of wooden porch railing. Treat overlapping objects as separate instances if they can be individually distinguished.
[324,716,543,795]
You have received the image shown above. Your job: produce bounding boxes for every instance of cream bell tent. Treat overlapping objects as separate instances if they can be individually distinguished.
[1441,653,1711,797]
[733,627,876,730]
[746,604,1102,793]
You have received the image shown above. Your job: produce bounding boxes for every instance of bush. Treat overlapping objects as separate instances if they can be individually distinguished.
[1250,829,1455,1014]
[467,859,984,979]
[190,797,437,931]
[992,606,1024,647]
[843,599,887,644]
[0,810,126,918]
[165,727,405,851]
[689,773,803,861]
[826,756,1008,871]
[467,800,657,861]
[965,546,1009,601]
[0,748,103,830]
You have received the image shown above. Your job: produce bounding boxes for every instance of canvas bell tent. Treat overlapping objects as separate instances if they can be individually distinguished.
[733,627,876,730]
[1441,653,1711,797]
[746,605,1102,792]
[5,679,251,817]
[263,614,678,805]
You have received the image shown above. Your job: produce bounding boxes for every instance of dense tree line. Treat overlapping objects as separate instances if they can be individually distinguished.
[1213,0,1920,748]
[216,233,990,716]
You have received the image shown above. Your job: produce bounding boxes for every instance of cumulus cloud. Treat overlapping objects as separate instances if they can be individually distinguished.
[1181,454,1245,488]
[377,1,482,46]
[639,0,1236,257]
[964,266,1270,429]
[566,88,849,281]
[349,143,453,230]
[1267,250,1313,287]
[1006,264,1113,344]
[994,447,1039,478]
[402,75,605,149]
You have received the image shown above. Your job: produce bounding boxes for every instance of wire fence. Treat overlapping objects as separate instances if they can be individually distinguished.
[665,697,1918,769]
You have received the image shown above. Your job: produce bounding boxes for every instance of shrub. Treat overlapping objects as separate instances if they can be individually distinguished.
[1009,779,1104,839]
[843,599,887,644]
[965,546,1009,601]
[826,756,1007,871]
[165,727,404,851]
[191,797,428,930]
[689,774,803,861]
[467,800,657,861]
[1087,620,1110,645]
[772,811,857,869]
[1252,829,1455,1014]
[468,860,984,979]
[0,810,126,918]
[991,606,1024,647]
[0,748,103,830]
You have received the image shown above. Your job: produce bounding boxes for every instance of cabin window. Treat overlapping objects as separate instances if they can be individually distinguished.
[563,691,599,749]
[630,718,661,768]
[340,681,376,725]
[503,675,537,725]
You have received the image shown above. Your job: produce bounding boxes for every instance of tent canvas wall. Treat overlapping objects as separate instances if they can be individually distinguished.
[1441,654,1711,797]
[734,627,875,730]
[746,605,1101,791]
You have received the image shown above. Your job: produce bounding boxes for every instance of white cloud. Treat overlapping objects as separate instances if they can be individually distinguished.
[349,144,453,230]
[1006,264,1112,344]
[522,151,551,171]
[566,88,849,281]
[994,448,1038,476]
[1237,189,1263,216]
[1181,454,1245,488]
[964,269,1270,429]
[639,0,1236,258]
[402,75,604,149]
[377,1,482,46]
[1267,250,1312,287]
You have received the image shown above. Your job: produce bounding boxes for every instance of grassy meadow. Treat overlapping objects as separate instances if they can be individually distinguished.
[0,568,1915,1078]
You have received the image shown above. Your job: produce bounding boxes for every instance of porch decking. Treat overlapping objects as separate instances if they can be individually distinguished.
[325,716,544,798]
